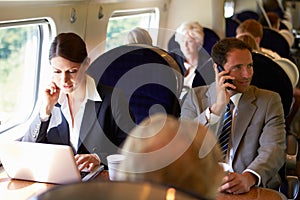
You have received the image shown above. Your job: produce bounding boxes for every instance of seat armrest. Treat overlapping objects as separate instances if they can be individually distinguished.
[279,132,299,199]
[286,133,298,173]
[279,176,299,199]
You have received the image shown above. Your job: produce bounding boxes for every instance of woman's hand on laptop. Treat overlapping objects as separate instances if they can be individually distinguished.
[75,154,100,171]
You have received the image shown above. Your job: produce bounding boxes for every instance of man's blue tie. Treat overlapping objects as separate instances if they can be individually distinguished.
[219,101,233,158]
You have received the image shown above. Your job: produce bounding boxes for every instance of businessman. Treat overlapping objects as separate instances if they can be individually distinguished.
[181,38,286,194]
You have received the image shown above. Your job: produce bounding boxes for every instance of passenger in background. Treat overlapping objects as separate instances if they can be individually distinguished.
[126,27,153,45]
[259,11,281,29]
[259,11,294,48]
[236,19,281,59]
[236,33,260,51]
[181,38,286,194]
[169,21,213,99]
[262,0,292,23]
[116,114,224,200]
[23,32,134,171]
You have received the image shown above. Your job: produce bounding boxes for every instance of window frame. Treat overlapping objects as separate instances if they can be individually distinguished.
[105,7,159,50]
[0,18,55,140]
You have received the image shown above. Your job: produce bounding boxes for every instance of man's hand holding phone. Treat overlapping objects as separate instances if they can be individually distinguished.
[210,64,236,116]
[217,65,234,90]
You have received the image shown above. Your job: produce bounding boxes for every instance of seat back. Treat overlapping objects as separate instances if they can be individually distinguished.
[233,10,259,22]
[167,34,179,52]
[167,27,219,55]
[202,27,220,55]
[225,17,240,37]
[88,44,183,124]
[251,51,293,117]
[260,27,290,58]
[279,21,289,30]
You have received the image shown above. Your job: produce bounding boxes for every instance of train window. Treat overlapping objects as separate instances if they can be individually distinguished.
[106,8,159,50]
[0,19,52,135]
[224,0,235,18]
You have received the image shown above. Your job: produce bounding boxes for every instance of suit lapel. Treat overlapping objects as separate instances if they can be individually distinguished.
[77,100,101,149]
[58,116,69,143]
[50,105,70,144]
[232,87,257,155]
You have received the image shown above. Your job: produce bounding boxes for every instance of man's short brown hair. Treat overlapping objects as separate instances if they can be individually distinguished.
[236,19,263,39]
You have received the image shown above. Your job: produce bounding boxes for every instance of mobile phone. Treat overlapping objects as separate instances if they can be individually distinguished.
[217,65,233,90]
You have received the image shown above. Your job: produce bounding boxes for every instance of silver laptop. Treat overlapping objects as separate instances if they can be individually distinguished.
[0,141,104,184]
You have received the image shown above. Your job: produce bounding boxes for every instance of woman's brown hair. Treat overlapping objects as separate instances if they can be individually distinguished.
[49,32,87,63]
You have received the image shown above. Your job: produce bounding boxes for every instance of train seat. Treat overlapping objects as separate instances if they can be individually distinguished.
[233,10,259,22]
[225,17,240,37]
[167,34,179,53]
[261,27,291,59]
[273,57,299,89]
[251,51,293,117]
[88,44,183,124]
[202,27,220,55]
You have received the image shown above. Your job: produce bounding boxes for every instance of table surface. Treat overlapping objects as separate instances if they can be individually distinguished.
[0,167,287,200]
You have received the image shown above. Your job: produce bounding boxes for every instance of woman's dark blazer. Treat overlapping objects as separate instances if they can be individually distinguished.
[22,84,135,163]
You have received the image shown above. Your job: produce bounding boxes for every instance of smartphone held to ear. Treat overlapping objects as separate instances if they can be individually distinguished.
[217,65,233,90]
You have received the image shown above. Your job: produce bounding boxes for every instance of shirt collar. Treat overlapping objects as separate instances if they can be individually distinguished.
[86,75,102,102]
[230,93,242,107]
[58,75,102,105]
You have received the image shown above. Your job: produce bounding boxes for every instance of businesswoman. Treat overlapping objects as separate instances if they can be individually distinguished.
[23,32,134,171]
